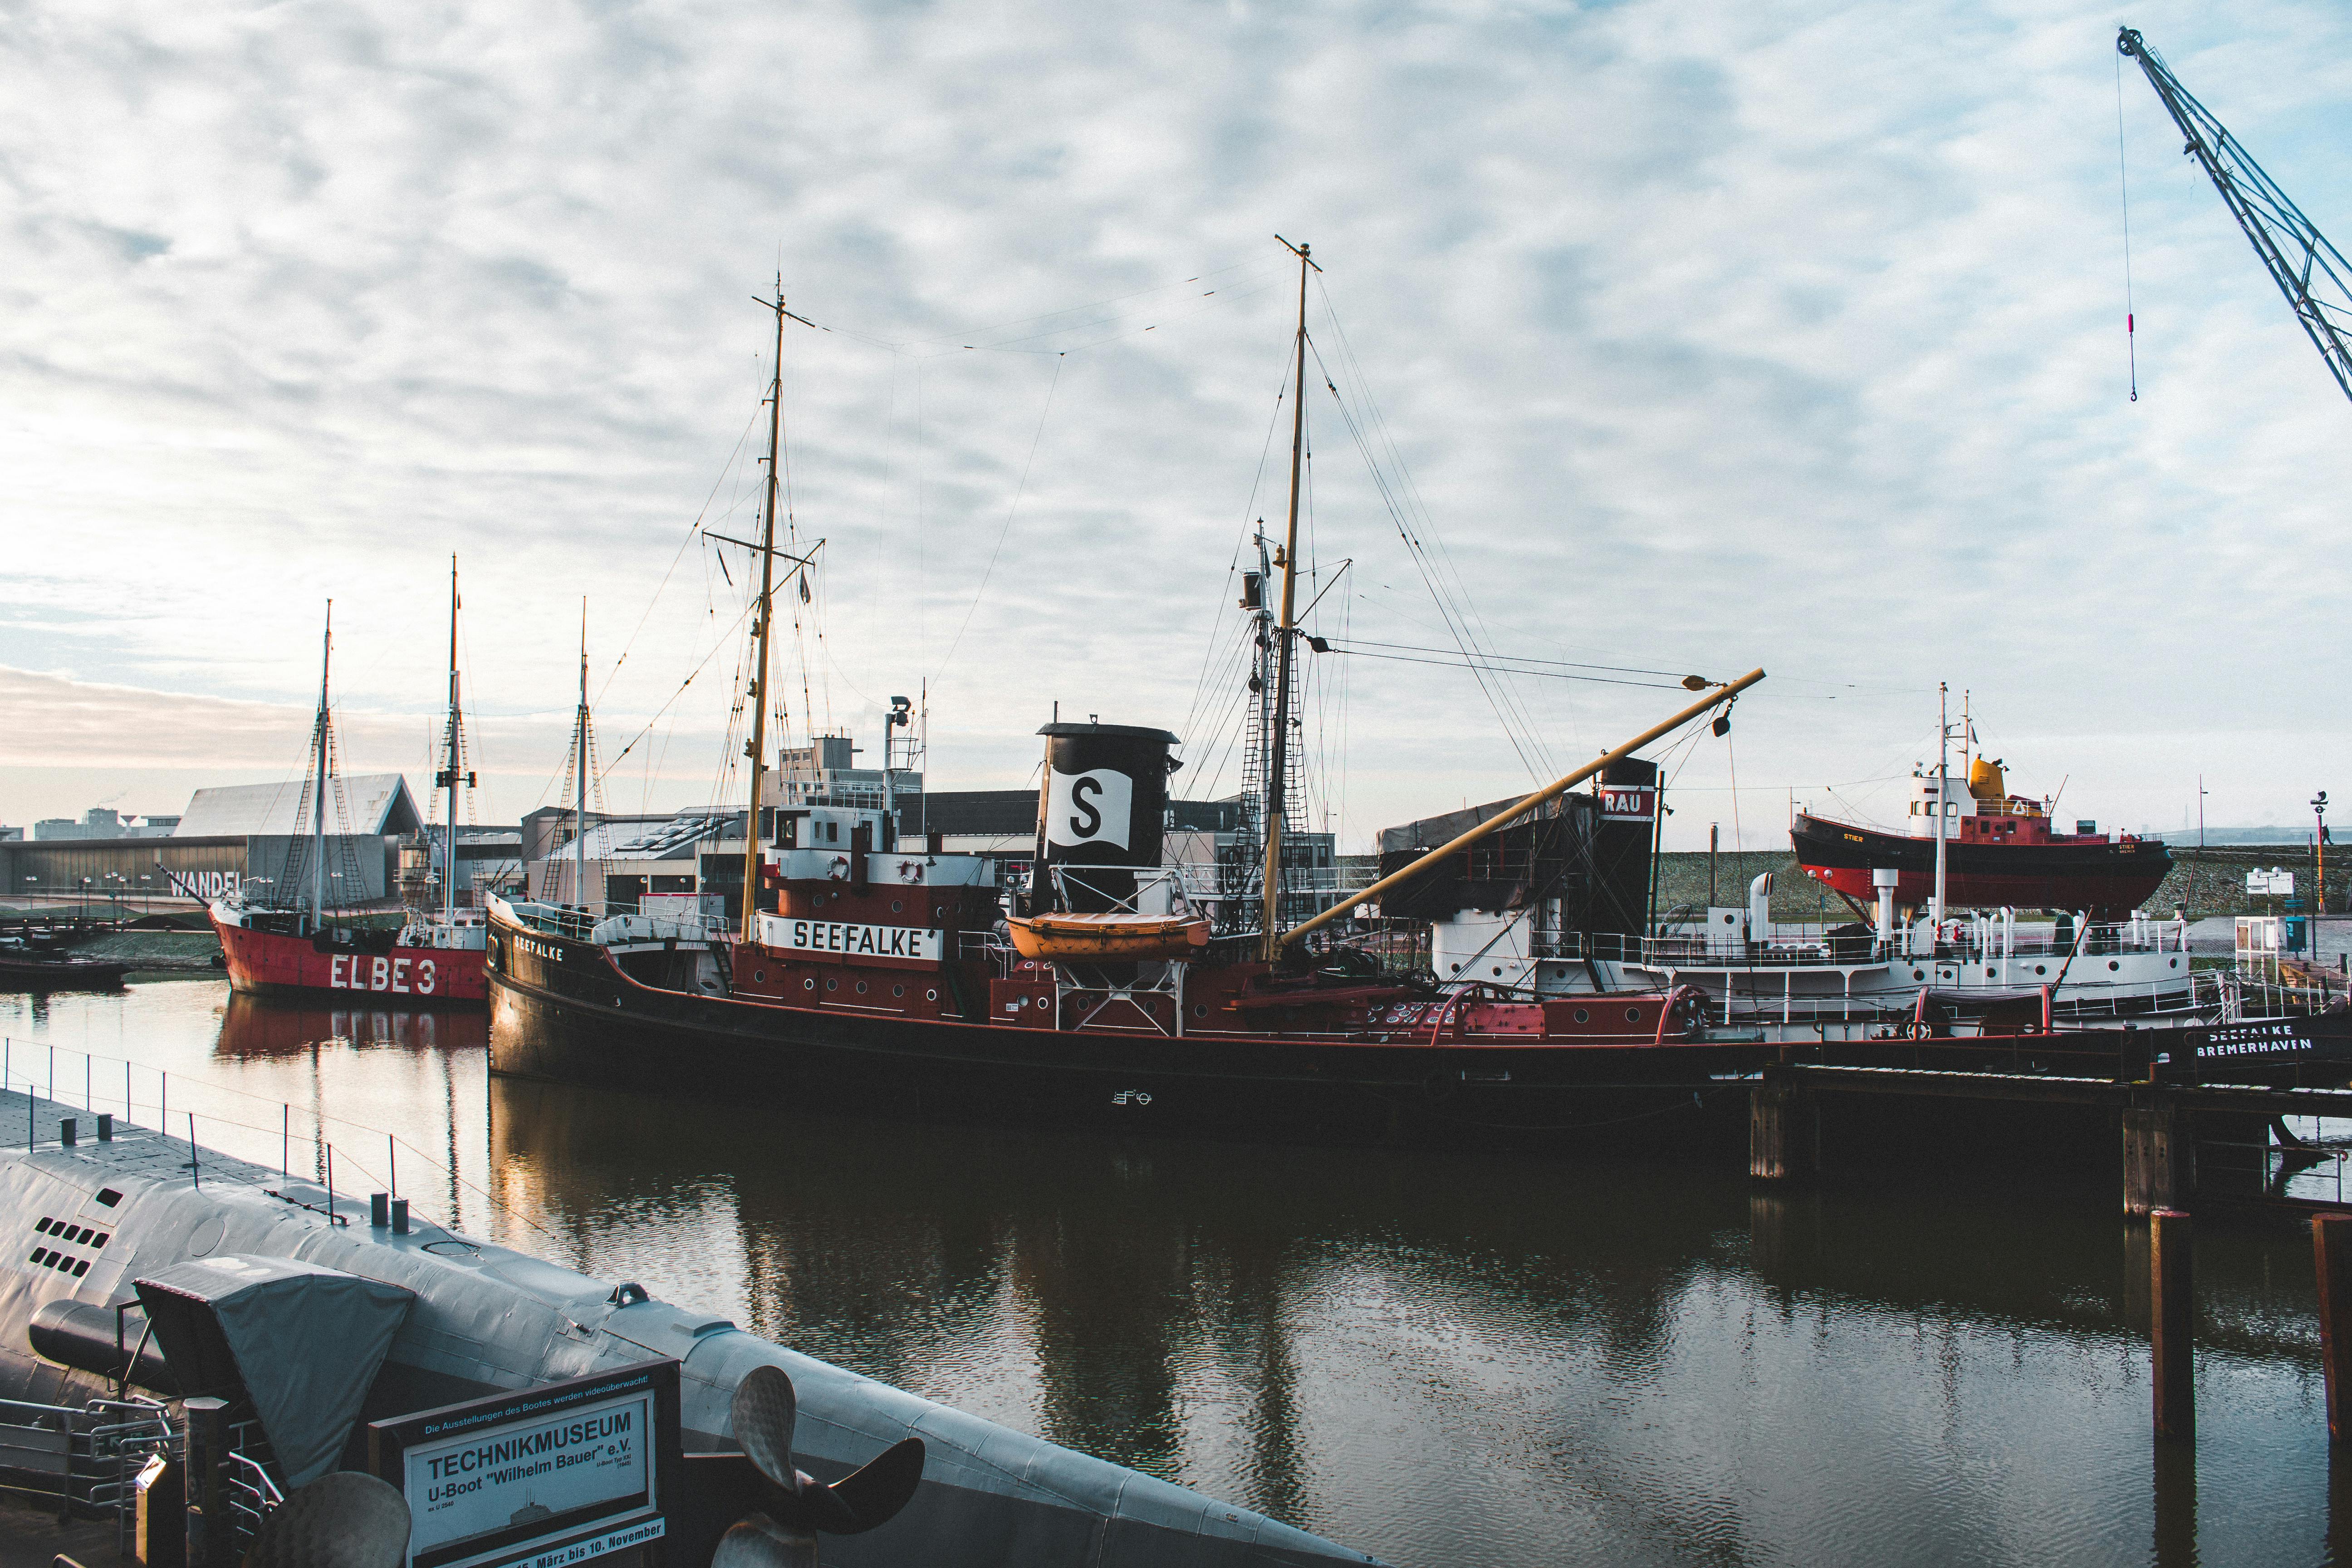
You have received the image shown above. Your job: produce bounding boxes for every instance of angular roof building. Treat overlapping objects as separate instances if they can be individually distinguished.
[174,775,423,839]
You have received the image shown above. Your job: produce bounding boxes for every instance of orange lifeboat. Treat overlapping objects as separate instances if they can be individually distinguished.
[1006,911,1213,962]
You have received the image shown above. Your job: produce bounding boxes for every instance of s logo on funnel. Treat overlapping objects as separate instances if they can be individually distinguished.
[1045,768,1133,851]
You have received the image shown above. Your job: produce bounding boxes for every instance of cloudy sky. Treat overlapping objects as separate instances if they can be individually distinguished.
[6,0,2349,850]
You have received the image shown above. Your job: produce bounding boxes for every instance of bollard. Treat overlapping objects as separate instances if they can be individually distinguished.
[370,1192,390,1229]
[391,1198,411,1235]
[2151,1207,2195,1440]
[2317,1215,2352,1441]
[97,1113,112,1142]
[2123,1091,2192,1217]
[182,1396,230,1568]
[1749,1068,1817,1182]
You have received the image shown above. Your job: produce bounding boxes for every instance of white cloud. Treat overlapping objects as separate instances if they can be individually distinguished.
[4,0,2349,847]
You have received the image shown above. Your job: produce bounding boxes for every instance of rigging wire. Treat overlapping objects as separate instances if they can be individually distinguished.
[1328,637,1706,682]
[935,353,1066,682]
[1304,329,1553,781]
[1315,644,1700,691]
[1312,286,1563,772]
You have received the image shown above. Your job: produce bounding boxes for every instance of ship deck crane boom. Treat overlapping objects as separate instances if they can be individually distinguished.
[2117,26,2352,408]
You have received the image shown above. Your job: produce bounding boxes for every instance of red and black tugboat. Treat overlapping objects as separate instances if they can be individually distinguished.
[486,264,1773,1144]
[1794,753,2172,917]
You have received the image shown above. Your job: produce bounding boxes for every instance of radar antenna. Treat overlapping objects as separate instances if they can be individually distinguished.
[2118,27,2352,407]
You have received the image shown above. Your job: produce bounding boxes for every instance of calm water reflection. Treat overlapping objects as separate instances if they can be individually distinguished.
[0,980,2342,1565]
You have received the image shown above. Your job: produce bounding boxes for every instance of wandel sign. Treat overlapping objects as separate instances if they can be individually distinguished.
[370,1358,681,1568]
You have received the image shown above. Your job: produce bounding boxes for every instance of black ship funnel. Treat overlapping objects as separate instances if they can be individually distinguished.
[1034,721,1180,913]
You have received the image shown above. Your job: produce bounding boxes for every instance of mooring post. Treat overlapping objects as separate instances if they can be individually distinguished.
[2124,1089,2192,1218]
[2316,1215,2352,1441]
[2151,1206,2194,1440]
[1749,1066,1817,1182]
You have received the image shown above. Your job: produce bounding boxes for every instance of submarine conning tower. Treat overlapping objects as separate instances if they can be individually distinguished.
[1033,721,1181,913]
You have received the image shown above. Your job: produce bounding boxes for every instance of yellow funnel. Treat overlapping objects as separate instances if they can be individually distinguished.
[1968,756,2006,802]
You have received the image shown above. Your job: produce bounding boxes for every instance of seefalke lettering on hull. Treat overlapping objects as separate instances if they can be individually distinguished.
[755,913,943,964]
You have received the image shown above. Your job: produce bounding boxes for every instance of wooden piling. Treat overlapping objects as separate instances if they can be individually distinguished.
[2123,1092,2192,1218]
[2150,1207,2194,1441]
[1749,1069,1816,1182]
[2315,1215,2352,1442]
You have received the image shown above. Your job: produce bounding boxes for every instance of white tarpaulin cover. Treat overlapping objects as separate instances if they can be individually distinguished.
[135,1254,413,1487]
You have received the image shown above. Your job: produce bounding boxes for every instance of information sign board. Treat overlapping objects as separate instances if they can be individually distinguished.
[370,1359,680,1568]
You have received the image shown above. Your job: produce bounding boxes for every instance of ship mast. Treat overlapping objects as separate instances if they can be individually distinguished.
[441,556,465,925]
[1934,681,1949,928]
[740,280,789,939]
[311,601,332,932]
[1260,236,1320,961]
[574,603,589,912]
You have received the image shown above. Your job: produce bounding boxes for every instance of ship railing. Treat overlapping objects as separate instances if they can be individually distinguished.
[223,1443,284,1545]
[1548,917,2193,968]
[1041,863,1348,914]
[590,909,735,946]
[499,898,602,941]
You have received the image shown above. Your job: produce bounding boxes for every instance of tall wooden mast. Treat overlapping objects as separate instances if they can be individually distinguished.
[574,603,589,911]
[311,601,332,930]
[442,556,465,924]
[740,280,788,938]
[1260,236,1319,960]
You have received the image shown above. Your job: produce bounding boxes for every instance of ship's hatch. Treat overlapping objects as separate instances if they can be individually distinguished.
[134,1254,413,1486]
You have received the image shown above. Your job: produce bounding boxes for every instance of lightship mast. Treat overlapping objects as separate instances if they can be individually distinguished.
[311,601,332,931]
[439,557,473,924]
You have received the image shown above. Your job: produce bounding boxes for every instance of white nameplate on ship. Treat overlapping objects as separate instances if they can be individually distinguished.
[760,913,942,961]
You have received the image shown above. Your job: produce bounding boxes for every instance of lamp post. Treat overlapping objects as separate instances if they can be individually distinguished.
[2316,792,2331,918]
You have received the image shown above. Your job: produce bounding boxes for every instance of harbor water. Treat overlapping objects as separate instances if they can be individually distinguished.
[2,979,2344,1567]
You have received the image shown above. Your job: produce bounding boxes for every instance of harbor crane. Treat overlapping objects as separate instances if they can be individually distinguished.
[2118,27,2352,408]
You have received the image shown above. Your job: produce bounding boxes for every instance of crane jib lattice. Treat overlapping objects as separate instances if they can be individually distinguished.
[2118,28,2352,408]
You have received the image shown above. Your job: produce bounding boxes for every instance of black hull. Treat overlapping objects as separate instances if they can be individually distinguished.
[486,917,1764,1151]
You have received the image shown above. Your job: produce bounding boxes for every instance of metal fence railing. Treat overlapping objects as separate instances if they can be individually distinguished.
[0,1393,177,1542]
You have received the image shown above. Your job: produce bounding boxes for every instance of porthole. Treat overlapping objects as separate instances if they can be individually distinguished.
[826,978,838,991]
[1573,1008,1590,1024]
[803,977,816,990]
[856,981,868,995]
[2108,960,2120,971]
[2169,958,2179,968]
[1194,1004,1208,1017]
[2035,965,2047,975]
[1913,970,1925,981]
[926,989,938,1001]
[893,984,905,997]
[1986,967,1997,978]
[1492,965,1503,976]
[1625,1008,1642,1023]
[892,900,903,914]
[1450,962,1461,972]
[753,970,765,983]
